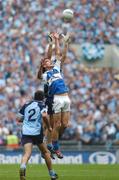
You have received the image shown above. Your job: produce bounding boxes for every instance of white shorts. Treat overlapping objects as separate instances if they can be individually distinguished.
[53,95,71,113]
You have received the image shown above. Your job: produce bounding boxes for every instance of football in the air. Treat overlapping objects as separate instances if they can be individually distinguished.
[62,9,74,21]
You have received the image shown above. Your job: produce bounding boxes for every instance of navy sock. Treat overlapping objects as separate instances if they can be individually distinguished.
[52,141,59,151]
[47,143,53,150]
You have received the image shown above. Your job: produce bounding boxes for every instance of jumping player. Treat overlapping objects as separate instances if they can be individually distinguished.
[17,90,58,180]
[38,32,71,159]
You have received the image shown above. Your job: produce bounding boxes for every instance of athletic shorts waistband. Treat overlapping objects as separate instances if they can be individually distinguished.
[54,93,68,96]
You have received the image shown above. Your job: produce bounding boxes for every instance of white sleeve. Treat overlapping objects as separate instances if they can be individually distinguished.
[54,60,61,72]
[41,108,48,114]
[42,72,47,82]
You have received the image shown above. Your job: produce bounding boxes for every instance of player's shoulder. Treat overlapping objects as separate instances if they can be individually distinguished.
[53,59,61,64]
[25,100,33,106]
[25,100,31,104]
[21,100,33,109]
[36,100,45,107]
[53,59,61,70]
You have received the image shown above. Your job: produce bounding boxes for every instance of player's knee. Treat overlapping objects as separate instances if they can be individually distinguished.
[42,150,50,157]
[24,152,31,159]
[54,123,61,130]
[62,121,68,128]
[42,147,49,154]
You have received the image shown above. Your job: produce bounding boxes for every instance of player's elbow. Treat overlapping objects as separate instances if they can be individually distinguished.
[42,112,48,118]
[62,55,66,61]
[16,117,23,123]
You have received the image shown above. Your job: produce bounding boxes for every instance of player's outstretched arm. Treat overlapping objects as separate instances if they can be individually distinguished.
[16,113,24,124]
[61,33,70,63]
[37,33,54,79]
[42,112,52,132]
[46,33,54,60]
[37,60,43,79]
[53,32,61,60]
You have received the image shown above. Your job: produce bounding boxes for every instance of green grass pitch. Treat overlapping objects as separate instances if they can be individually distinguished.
[0,164,119,180]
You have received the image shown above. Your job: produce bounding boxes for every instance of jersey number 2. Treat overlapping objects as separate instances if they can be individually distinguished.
[28,109,36,121]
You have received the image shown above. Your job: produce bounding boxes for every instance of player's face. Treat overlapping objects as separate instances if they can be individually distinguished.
[42,59,53,69]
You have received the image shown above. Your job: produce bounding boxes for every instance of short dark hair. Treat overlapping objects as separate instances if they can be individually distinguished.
[34,90,44,101]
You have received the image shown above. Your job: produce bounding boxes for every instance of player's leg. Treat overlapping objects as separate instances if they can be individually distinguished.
[45,96,55,158]
[20,143,33,180]
[52,112,64,158]
[38,143,58,179]
[60,111,70,138]
[52,96,64,158]
[43,122,48,143]
[47,114,55,159]
[60,95,71,138]
[40,120,55,160]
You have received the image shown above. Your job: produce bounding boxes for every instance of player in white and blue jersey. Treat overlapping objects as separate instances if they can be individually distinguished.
[17,90,58,180]
[38,32,71,159]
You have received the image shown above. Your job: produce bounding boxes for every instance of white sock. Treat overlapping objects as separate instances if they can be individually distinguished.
[49,170,55,175]
[20,163,26,169]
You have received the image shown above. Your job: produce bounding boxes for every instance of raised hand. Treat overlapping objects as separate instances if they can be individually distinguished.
[53,32,60,39]
[48,32,54,43]
[63,32,70,43]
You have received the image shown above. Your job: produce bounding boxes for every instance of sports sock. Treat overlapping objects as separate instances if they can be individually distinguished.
[47,143,53,149]
[49,170,55,176]
[20,163,26,169]
[52,141,59,151]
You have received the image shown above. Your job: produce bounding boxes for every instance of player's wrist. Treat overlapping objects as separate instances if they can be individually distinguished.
[47,33,53,44]
[48,127,52,132]
[64,41,69,45]
[49,41,53,46]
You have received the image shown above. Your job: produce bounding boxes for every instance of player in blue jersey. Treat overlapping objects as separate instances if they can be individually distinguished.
[38,32,71,159]
[17,90,58,180]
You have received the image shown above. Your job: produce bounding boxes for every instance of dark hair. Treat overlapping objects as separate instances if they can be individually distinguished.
[42,57,50,61]
[42,67,46,73]
[41,57,50,64]
[41,57,50,73]
[34,90,44,101]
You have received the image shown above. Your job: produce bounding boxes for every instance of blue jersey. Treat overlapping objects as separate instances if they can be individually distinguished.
[42,60,68,96]
[19,100,47,135]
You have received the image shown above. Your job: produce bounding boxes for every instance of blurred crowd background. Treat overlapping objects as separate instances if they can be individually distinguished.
[0,0,119,148]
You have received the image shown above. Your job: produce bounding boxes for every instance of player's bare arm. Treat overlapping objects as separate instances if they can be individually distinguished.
[53,32,61,60]
[46,33,54,60]
[61,33,70,63]
[37,60,43,79]
[16,113,24,123]
[42,112,52,132]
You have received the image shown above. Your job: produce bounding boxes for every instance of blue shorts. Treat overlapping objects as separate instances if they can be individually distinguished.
[45,96,54,115]
[21,128,43,146]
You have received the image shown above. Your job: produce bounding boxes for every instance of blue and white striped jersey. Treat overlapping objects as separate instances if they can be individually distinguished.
[19,100,47,135]
[42,60,68,96]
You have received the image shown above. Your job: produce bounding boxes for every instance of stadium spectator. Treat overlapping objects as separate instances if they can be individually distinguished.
[6,130,19,149]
